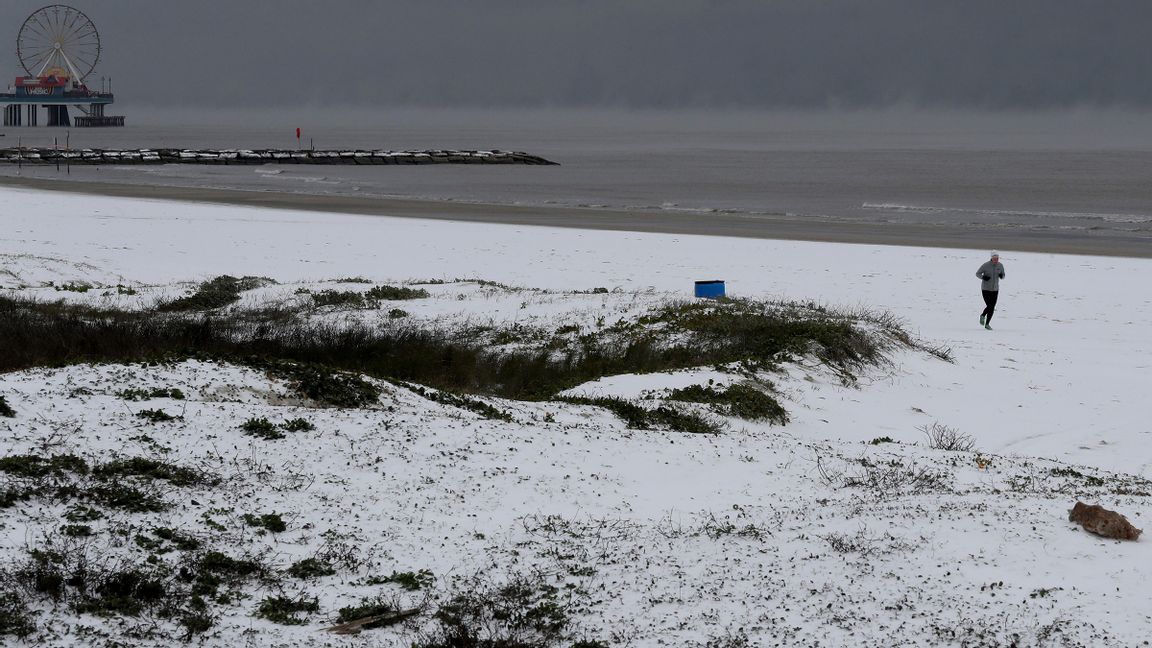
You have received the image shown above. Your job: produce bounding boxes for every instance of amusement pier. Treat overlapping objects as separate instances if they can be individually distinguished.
[2,5,123,127]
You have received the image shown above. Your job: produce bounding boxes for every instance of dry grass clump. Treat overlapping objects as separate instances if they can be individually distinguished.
[919,422,975,452]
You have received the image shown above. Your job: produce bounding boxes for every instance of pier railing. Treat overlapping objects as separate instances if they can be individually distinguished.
[72,116,126,127]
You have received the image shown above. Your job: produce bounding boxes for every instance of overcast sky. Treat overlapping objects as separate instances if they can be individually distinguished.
[2,0,1150,110]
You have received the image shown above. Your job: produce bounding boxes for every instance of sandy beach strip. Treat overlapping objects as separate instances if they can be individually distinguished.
[3,175,1149,258]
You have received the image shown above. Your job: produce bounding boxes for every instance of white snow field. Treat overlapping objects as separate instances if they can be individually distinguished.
[1,185,1150,647]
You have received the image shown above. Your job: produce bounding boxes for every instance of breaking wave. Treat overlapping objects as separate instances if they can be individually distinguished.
[862,202,1152,224]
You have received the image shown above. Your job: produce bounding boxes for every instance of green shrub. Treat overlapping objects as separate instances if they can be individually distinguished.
[365,285,429,301]
[134,533,164,552]
[241,416,315,439]
[284,364,380,408]
[310,285,428,309]
[54,282,91,293]
[117,387,186,401]
[641,299,881,368]
[136,408,178,423]
[311,290,368,308]
[192,552,262,579]
[286,558,335,580]
[152,527,202,551]
[0,396,14,418]
[180,551,263,597]
[84,483,168,512]
[63,506,103,522]
[0,489,25,509]
[243,513,287,534]
[22,550,65,599]
[416,575,571,648]
[255,595,319,625]
[0,456,188,512]
[337,598,394,622]
[280,418,315,432]
[159,275,272,312]
[558,396,720,434]
[180,610,214,638]
[647,405,721,434]
[72,568,168,617]
[407,386,512,421]
[94,457,209,487]
[240,417,282,440]
[0,591,35,638]
[667,383,788,425]
[60,524,93,538]
[9,550,188,626]
[0,293,912,408]
[1050,467,1106,487]
[335,596,417,628]
[3,543,275,640]
[0,454,89,478]
[368,569,435,591]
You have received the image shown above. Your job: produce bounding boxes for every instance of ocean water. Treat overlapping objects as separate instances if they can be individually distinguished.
[3,109,1152,243]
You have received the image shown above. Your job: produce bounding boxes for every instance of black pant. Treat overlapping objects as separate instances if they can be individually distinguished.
[981,290,999,323]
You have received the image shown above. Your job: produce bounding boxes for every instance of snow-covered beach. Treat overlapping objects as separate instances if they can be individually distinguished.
[2,185,1150,646]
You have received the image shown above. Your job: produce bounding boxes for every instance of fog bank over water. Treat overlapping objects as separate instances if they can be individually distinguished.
[2,1,1151,110]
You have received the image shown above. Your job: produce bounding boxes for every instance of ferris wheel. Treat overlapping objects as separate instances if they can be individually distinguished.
[16,5,101,83]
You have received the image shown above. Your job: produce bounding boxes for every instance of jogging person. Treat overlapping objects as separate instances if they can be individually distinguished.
[976,251,1006,330]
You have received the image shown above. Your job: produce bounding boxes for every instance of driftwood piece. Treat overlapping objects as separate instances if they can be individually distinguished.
[323,607,422,635]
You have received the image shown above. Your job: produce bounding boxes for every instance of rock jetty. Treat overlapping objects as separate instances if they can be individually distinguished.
[0,148,558,166]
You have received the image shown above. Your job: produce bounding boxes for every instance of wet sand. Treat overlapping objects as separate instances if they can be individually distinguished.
[3,175,1150,258]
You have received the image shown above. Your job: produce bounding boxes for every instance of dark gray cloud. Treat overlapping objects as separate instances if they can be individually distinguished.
[2,0,1150,109]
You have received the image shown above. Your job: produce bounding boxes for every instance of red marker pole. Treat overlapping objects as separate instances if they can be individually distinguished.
[296,127,301,150]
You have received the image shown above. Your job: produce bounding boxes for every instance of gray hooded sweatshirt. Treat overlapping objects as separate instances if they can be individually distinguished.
[976,261,1005,291]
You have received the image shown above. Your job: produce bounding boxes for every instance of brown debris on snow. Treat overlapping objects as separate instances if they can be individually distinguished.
[1068,502,1143,541]
[322,608,422,635]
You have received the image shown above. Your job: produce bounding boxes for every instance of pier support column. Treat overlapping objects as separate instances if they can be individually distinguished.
[47,105,71,127]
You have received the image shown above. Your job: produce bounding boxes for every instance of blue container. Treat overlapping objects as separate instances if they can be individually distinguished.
[694,280,726,299]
